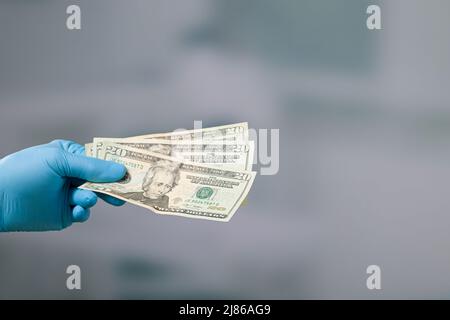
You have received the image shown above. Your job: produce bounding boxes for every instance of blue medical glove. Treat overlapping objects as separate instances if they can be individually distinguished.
[0,140,127,232]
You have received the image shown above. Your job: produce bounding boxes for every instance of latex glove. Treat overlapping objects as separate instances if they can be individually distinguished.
[0,140,127,232]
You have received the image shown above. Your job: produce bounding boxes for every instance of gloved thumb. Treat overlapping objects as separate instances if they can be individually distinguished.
[62,152,127,182]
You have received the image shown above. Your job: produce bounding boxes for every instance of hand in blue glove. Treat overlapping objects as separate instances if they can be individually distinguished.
[0,140,127,232]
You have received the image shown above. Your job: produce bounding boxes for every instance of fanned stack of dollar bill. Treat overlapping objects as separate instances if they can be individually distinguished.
[81,122,255,222]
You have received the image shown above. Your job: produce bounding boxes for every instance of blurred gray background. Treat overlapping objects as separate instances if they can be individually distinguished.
[1,0,450,299]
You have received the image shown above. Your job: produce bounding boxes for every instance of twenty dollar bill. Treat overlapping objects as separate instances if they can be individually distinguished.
[81,143,255,222]
[92,138,254,171]
[125,122,249,142]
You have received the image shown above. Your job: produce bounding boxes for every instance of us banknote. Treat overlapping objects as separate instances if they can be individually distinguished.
[125,122,248,142]
[92,138,254,171]
[85,122,248,157]
[85,143,94,157]
[81,143,255,222]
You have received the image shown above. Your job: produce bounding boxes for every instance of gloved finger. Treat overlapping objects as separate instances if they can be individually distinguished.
[72,205,91,223]
[62,152,127,183]
[69,188,98,208]
[49,140,85,155]
[97,193,126,206]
